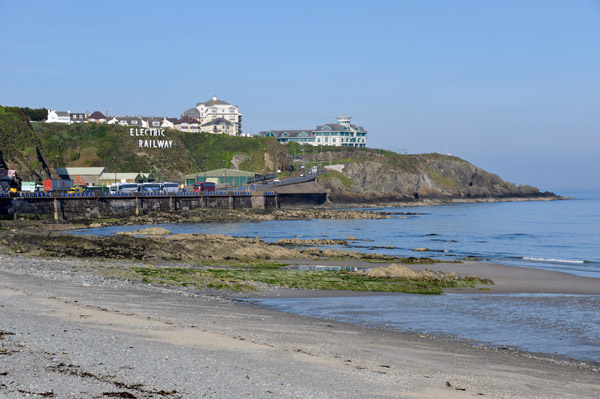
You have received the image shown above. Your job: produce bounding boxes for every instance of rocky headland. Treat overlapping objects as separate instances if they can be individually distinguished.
[315,152,559,204]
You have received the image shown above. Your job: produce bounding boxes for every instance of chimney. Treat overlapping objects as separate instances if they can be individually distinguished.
[213,95,217,104]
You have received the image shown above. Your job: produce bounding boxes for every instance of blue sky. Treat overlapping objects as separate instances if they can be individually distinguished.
[1,0,599,192]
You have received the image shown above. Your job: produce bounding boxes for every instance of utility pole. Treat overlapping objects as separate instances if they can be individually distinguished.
[112,156,116,186]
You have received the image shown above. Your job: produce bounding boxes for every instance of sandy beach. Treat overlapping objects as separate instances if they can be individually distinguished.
[1,254,598,398]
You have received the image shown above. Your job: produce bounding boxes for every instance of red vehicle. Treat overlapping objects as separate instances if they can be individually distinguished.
[193,182,216,192]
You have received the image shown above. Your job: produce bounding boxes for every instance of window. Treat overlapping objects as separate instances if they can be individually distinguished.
[152,122,159,126]
[131,120,138,124]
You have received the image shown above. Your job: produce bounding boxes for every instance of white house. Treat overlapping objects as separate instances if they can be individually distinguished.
[260,115,368,148]
[88,111,107,124]
[183,96,242,135]
[174,115,201,132]
[46,110,71,124]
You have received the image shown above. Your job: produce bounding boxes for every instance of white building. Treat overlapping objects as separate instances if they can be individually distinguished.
[46,110,71,124]
[183,96,242,135]
[260,115,368,148]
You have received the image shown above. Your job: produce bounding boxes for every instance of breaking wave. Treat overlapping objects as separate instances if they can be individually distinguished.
[523,257,585,264]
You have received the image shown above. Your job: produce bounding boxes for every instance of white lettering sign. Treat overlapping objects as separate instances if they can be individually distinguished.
[138,140,174,148]
[129,128,174,148]
[130,128,166,137]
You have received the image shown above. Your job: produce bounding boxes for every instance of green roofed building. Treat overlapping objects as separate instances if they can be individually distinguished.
[184,168,254,187]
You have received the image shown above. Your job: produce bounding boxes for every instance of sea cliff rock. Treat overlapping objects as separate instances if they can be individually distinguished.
[317,153,555,203]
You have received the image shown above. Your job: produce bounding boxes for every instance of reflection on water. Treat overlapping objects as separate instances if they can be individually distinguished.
[250,293,600,363]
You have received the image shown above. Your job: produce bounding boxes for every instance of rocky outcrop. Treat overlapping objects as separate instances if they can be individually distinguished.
[317,153,555,204]
[0,230,399,263]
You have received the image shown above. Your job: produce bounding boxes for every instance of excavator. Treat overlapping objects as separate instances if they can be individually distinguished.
[67,176,86,194]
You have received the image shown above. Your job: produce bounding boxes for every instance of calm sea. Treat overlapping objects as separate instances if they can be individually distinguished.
[75,189,600,362]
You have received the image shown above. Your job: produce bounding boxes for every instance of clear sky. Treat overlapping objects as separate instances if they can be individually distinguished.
[1,0,599,192]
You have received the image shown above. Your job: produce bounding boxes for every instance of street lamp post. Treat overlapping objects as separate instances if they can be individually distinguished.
[112,157,116,186]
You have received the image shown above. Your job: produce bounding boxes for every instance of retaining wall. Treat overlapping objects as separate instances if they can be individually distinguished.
[0,191,326,221]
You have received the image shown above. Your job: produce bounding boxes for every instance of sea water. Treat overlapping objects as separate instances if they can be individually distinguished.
[250,293,600,363]
[81,189,600,277]
[74,189,600,361]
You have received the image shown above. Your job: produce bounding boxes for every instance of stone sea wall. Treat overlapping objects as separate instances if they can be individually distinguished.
[0,192,326,221]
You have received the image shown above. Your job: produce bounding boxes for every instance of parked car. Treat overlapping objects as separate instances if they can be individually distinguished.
[67,186,84,194]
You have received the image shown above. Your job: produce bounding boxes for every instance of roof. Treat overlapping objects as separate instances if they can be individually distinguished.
[143,117,164,123]
[175,115,200,125]
[113,116,143,126]
[202,117,233,126]
[99,172,145,181]
[314,123,368,133]
[259,130,313,138]
[183,108,200,117]
[89,111,106,119]
[196,98,232,107]
[184,168,254,179]
[56,111,69,117]
[56,167,106,176]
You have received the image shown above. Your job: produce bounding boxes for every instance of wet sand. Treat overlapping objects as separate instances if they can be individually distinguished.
[1,255,599,398]
[247,259,600,298]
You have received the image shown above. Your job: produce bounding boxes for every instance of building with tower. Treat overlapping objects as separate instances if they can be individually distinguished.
[259,115,368,147]
[182,96,243,135]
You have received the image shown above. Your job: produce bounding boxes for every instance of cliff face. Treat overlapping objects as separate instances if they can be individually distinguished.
[316,153,551,203]
[0,106,54,182]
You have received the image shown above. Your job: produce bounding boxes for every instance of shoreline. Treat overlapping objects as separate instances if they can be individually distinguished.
[321,194,571,209]
[0,253,598,398]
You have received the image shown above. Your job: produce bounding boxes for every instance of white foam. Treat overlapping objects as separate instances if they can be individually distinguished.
[523,257,585,264]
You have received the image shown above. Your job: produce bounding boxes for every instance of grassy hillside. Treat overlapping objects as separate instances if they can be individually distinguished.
[0,106,53,180]
[29,122,293,181]
[1,106,548,202]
